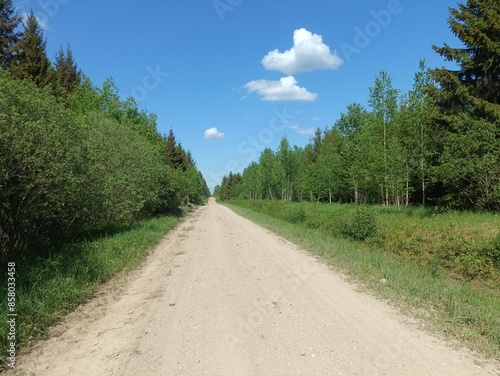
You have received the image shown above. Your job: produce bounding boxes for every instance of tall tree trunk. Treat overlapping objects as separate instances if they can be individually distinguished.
[421,125,426,206]
[268,184,274,200]
[383,117,389,206]
[406,162,410,206]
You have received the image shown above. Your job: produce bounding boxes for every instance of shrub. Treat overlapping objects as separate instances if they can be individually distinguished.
[345,206,378,241]
[484,234,500,268]
[285,206,306,224]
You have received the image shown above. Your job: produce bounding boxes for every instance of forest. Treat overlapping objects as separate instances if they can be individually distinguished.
[0,6,210,262]
[217,1,500,212]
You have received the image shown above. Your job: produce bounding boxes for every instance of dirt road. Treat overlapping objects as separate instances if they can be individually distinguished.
[11,198,499,375]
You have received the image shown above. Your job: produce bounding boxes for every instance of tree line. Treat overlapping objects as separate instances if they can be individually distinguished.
[218,0,499,212]
[0,1,210,261]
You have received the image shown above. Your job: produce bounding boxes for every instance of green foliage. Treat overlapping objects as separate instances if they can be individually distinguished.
[436,113,500,210]
[9,10,52,88]
[219,172,243,201]
[80,112,166,224]
[345,206,378,241]
[0,69,209,261]
[429,0,500,210]
[226,200,500,284]
[285,205,306,224]
[0,0,21,69]
[431,0,500,120]
[54,43,81,94]
[0,70,85,257]
[484,234,500,268]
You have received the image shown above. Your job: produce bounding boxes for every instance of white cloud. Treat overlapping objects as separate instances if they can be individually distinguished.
[204,127,225,140]
[262,28,343,75]
[289,123,316,136]
[244,76,317,102]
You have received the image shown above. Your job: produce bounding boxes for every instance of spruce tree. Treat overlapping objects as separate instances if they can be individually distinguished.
[0,0,21,69]
[10,10,52,88]
[431,0,500,120]
[431,0,500,210]
[54,44,81,93]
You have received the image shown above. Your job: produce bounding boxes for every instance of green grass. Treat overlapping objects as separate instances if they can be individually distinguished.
[0,213,182,369]
[223,200,500,360]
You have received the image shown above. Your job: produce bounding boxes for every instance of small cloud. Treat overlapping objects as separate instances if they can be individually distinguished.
[204,127,225,140]
[289,123,316,136]
[262,28,343,75]
[244,76,317,102]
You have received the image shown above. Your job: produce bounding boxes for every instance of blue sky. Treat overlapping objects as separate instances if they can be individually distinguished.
[15,0,462,191]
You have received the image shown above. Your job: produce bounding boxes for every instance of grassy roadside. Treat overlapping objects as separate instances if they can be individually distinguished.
[223,201,500,360]
[0,212,184,369]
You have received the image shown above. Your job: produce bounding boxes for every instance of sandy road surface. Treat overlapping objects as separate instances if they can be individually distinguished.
[10,198,499,375]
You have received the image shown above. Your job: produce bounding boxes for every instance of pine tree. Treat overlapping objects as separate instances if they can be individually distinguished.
[0,0,21,70]
[10,10,52,88]
[431,0,500,120]
[54,44,81,93]
[431,0,500,210]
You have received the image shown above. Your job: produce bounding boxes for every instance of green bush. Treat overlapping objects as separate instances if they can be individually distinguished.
[484,234,500,267]
[345,206,378,241]
[0,72,85,258]
[285,205,307,224]
[0,70,208,261]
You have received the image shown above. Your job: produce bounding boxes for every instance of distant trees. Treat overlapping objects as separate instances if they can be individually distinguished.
[219,69,438,205]
[220,172,243,201]
[212,185,221,197]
